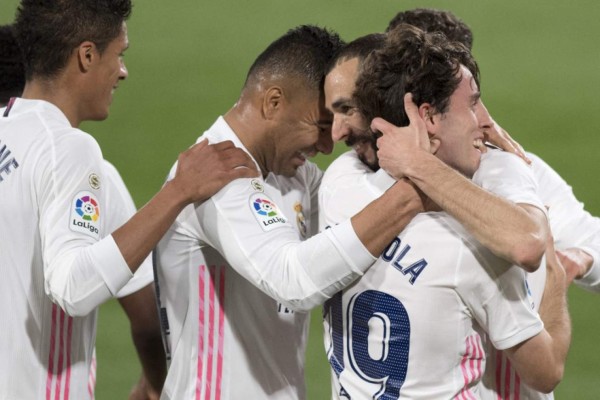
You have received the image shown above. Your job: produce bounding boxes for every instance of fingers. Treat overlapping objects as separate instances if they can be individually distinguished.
[484,120,531,164]
[370,93,422,137]
[403,93,421,126]
[370,117,397,137]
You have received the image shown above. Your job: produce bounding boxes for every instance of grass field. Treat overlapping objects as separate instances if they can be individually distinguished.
[2,1,599,398]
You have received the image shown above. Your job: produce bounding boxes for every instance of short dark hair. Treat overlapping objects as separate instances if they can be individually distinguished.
[0,24,25,105]
[245,25,344,93]
[326,33,385,75]
[387,8,473,50]
[14,0,132,80]
[355,24,479,128]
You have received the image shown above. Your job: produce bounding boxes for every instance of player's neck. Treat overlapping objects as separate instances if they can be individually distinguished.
[224,105,269,178]
[22,78,82,127]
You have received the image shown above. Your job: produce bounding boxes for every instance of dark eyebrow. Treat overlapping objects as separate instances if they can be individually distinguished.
[330,97,354,111]
[470,92,481,104]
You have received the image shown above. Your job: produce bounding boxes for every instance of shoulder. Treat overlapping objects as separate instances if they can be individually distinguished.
[476,148,533,178]
[322,151,370,186]
[296,159,323,182]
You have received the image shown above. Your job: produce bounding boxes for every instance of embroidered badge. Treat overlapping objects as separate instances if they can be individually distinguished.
[293,202,307,238]
[251,179,264,192]
[69,191,100,238]
[250,193,287,232]
[88,173,101,190]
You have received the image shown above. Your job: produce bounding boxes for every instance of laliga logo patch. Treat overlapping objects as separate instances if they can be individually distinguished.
[293,202,307,238]
[250,193,287,232]
[70,191,100,238]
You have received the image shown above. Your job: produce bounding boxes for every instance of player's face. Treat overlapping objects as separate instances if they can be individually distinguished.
[270,89,333,177]
[324,58,378,171]
[85,22,129,121]
[430,65,491,178]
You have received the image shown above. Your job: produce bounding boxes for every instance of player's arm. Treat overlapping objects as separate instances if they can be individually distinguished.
[44,139,257,317]
[112,139,259,271]
[350,178,424,253]
[118,284,166,400]
[202,176,423,311]
[373,94,546,272]
[502,241,571,393]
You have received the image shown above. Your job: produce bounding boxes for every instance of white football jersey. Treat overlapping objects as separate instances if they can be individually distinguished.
[474,149,599,400]
[0,99,144,399]
[155,117,377,400]
[319,151,543,399]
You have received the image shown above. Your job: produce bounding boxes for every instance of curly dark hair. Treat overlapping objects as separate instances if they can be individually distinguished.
[245,25,344,93]
[355,24,479,129]
[0,24,25,105]
[387,8,473,50]
[15,0,132,80]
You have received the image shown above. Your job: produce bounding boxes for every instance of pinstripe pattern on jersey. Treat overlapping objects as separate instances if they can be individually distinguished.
[196,265,225,400]
[493,349,521,400]
[46,303,74,400]
[456,333,484,400]
[88,350,97,399]
[2,97,16,117]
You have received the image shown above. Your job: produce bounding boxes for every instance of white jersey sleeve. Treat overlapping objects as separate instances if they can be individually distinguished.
[473,149,547,215]
[102,161,153,298]
[528,152,600,292]
[38,131,133,316]
[449,220,544,350]
[189,174,374,311]
[319,150,395,231]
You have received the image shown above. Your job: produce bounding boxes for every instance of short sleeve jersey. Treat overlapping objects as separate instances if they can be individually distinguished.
[155,117,376,400]
[319,151,543,399]
[0,99,135,399]
[474,149,598,400]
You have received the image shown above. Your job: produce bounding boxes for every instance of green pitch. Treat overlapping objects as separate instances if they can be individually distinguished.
[2,1,599,398]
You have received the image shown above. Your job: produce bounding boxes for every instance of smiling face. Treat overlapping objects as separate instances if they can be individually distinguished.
[269,87,333,177]
[324,57,379,170]
[82,22,129,122]
[429,65,490,178]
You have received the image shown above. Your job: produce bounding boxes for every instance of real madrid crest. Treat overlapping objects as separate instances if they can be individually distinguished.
[293,201,307,239]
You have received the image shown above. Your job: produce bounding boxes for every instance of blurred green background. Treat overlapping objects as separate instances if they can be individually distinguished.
[2,1,599,398]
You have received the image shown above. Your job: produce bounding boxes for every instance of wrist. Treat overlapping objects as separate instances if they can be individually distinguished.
[157,180,192,213]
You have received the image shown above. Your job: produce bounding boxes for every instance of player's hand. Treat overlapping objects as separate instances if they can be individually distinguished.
[128,375,160,400]
[483,115,531,164]
[373,93,430,180]
[556,248,593,285]
[172,139,259,204]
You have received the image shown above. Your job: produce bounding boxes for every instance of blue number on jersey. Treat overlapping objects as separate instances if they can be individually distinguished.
[325,290,410,399]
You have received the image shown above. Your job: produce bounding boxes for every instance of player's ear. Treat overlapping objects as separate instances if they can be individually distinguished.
[76,41,96,73]
[262,86,283,120]
[419,103,441,154]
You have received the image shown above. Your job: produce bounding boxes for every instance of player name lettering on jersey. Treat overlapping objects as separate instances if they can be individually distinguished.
[381,237,428,284]
[0,141,19,183]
